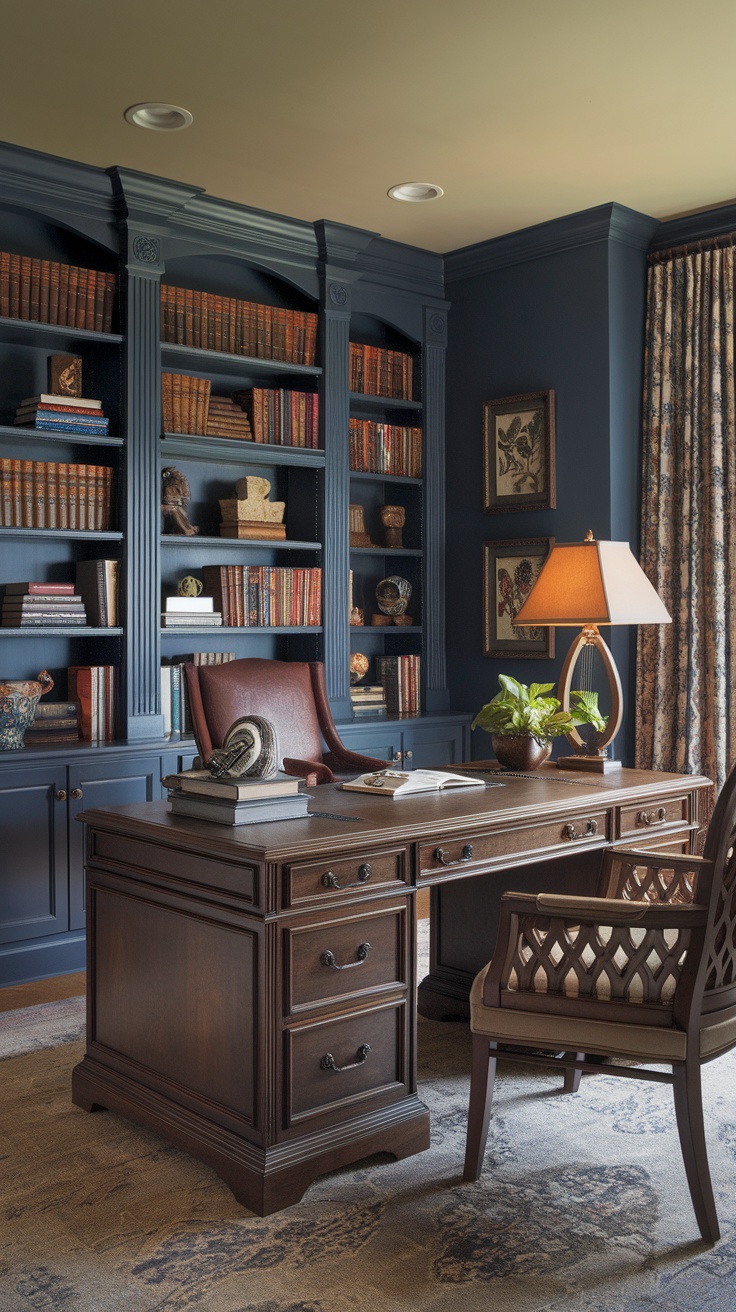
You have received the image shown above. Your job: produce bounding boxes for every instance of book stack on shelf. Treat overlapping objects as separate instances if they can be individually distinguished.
[349,344,414,399]
[349,419,422,477]
[2,581,86,628]
[14,392,109,436]
[232,388,319,447]
[0,459,113,530]
[161,768,310,826]
[350,683,388,719]
[161,652,236,738]
[161,373,211,435]
[68,665,116,741]
[160,285,318,366]
[24,700,80,745]
[192,651,236,666]
[162,596,223,629]
[75,559,118,627]
[0,253,115,331]
[202,565,322,627]
[206,395,253,440]
[377,655,421,718]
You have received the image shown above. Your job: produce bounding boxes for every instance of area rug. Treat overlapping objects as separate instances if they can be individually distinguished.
[2,994,736,1312]
[0,996,85,1059]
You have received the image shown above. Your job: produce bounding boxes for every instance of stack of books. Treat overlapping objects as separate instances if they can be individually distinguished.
[206,395,253,440]
[350,683,388,719]
[161,768,310,826]
[68,665,116,741]
[161,373,211,435]
[0,253,115,331]
[2,581,86,627]
[75,559,118,627]
[349,343,414,399]
[161,596,223,628]
[159,285,317,366]
[349,418,422,477]
[232,387,319,447]
[24,700,80,744]
[377,654,421,718]
[14,392,109,436]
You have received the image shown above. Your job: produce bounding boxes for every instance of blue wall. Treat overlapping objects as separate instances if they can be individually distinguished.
[444,204,657,765]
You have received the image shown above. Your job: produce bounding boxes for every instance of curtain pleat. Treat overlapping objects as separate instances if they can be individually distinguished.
[636,246,736,793]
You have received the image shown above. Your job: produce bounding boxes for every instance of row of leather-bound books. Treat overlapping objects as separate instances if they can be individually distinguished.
[348,418,422,478]
[376,654,421,718]
[0,458,114,530]
[202,565,322,628]
[0,252,116,332]
[161,373,320,447]
[160,285,318,366]
[349,343,415,400]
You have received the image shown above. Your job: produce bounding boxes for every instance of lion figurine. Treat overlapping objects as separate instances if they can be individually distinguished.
[161,466,199,536]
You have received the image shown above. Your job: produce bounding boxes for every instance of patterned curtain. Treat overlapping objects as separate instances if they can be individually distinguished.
[636,241,736,793]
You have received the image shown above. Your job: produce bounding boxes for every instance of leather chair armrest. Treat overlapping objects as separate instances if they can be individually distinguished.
[283,757,334,786]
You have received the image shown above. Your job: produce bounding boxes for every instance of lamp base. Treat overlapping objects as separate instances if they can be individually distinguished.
[556,754,621,774]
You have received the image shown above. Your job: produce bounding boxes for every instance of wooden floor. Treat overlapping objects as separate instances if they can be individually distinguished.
[0,971,86,1013]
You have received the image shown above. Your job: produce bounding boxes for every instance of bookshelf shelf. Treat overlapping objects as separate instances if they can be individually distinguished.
[350,626,423,635]
[349,391,422,414]
[350,546,423,558]
[0,527,123,541]
[0,424,123,449]
[161,625,323,636]
[0,316,123,350]
[161,534,321,551]
[1,626,123,637]
[350,471,423,487]
[161,433,324,468]
[161,342,322,381]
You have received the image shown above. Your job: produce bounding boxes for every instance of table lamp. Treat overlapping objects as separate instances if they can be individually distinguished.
[513,530,671,771]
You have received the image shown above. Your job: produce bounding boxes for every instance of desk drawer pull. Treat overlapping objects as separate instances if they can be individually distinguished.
[563,819,599,842]
[434,844,474,866]
[637,807,667,826]
[321,862,372,889]
[320,942,372,971]
[320,1043,371,1073]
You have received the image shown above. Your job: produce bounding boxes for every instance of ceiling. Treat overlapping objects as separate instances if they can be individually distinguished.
[2,0,736,254]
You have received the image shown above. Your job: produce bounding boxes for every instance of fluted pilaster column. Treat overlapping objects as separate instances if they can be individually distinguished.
[422,306,449,710]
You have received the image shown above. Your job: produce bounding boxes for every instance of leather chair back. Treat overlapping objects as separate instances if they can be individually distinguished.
[188,658,324,765]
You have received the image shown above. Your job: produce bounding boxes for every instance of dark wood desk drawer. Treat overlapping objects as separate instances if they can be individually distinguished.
[284,901,409,1014]
[418,810,610,878]
[284,999,408,1126]
[619,796,689,838]
[283,846,408,908]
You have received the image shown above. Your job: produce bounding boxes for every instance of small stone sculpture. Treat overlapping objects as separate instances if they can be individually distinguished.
[161,467,199,536]
[379,504,405,548]
[206,716,279,778]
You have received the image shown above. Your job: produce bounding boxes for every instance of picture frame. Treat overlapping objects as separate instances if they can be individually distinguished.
[482,537,555,658]
[483,389,556,512]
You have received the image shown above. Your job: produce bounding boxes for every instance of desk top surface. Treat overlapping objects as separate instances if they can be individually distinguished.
[79,764,711,863]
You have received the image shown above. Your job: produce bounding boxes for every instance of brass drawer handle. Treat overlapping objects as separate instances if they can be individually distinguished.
[321,862,372,889]
[320,1043,371,1073]
[637,807,667,826]
[563,819,599,841]
[434,844,474,866]
[321,942,371,970]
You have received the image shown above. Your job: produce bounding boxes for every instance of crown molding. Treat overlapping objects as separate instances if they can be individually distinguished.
[649,201,736,251]
[0,139,117,245]
[444,203,658,282]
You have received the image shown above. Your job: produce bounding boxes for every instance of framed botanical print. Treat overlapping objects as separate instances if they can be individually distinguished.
[483,389,556,512]
[482,537,555,658]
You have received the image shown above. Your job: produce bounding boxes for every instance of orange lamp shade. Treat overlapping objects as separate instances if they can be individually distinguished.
[514,539,671,627]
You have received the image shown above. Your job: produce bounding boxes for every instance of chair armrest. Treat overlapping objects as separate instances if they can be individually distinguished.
[282,757,333,786]
[483,890,707,1010]
[324,747,392,774]
[598,847,712,904]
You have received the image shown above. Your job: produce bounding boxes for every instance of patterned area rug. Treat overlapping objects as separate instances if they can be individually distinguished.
[2,974,736,1309]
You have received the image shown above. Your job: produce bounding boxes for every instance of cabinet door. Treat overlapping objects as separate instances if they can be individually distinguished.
[334,725,402,765]
[403,722,467,770]
[0,764,68,944]
[67,756,160,930]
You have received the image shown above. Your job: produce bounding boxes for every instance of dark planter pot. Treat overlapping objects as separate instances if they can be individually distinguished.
[491,734,552,771]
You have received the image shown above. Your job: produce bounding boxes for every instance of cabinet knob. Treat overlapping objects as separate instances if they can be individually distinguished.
[404,750,413,761]
[55,789,67,802]
[70,787,83,801]
[392,752,402,763]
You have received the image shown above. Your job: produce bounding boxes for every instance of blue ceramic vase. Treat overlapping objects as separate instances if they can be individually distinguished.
[0,670,54,750]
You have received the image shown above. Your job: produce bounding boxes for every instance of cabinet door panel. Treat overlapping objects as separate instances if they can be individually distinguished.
[68,757,159,930]
[0,766,68,942]
[404,724,465,770]
[335,726,401,764]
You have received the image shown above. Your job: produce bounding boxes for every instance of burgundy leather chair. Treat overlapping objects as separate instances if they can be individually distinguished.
[184,658,389,784]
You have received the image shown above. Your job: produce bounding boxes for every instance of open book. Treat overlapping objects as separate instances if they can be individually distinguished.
[341,768,486,797]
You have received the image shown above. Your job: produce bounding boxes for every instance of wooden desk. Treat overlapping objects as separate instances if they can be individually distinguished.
[72,765,709,1216]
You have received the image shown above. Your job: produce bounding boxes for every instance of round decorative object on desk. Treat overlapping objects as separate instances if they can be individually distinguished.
[0,670,54,751]
[207,715,279,778]
[491,734,551,771]
[375,575,412,616]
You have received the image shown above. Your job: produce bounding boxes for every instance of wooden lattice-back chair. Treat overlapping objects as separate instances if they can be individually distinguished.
[463,763,736,1244]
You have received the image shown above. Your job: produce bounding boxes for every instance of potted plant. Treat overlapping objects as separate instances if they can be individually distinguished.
[471,675,607,770]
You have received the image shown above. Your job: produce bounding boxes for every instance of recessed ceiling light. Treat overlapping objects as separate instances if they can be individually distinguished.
[124,103,193,131]
[387,182,444,203]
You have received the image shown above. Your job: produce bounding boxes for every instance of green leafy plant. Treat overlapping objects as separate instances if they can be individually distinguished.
[472,675,608,744]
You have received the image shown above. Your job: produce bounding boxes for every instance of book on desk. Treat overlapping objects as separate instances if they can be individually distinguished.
[340,768,486,797]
